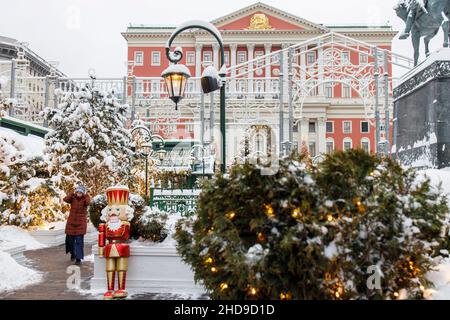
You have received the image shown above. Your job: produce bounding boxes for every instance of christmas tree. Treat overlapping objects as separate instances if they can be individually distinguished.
[43,86,134,196]
[175,150,449,300]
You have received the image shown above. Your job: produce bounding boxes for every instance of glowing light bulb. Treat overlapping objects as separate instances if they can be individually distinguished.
[265,205,274,218]
[292,208,301,219]
[226,212,236,220]
[204,257,213,264]
[211,267,218,273]
[249,287,257,295]
[327,215,333,222]
[393,292,399,298]
[220,283,228,291]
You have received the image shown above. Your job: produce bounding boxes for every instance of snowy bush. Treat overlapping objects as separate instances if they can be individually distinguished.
[89,193,168,242]
[175,150,449,300]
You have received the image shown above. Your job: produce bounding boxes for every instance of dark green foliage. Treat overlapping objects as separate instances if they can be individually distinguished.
[175,150,449,300]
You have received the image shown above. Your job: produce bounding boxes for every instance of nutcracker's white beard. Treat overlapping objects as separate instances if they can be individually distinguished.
[108,217,122,231]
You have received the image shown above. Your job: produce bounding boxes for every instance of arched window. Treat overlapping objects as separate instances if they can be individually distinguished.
[326,138,335,154]
[343,137,352,151]
[361,138,371,153]
[254,133,266,154]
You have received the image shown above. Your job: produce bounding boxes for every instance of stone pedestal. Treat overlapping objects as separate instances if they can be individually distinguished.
[393,49,450,168]
[29,223,97,247]
[90,243,205,294]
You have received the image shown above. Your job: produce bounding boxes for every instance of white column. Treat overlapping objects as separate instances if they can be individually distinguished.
[264,43,272,100]
[195,44,203,92]
[317,117,326,154]
[317,40,324,96]
[247,43,255,98]
[213,43,220,70]
[230,43,237,93]
[281,43,290,104]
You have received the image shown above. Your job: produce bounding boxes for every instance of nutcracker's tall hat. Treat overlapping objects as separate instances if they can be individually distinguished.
[106,186,129,206]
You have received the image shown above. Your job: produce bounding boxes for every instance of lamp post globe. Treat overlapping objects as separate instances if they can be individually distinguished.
[161,64,191,109]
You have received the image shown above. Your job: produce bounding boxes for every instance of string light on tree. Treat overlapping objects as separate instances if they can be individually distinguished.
[220,283,229,291]
[226,211,236,220]
[265,204,275,218]
[291,208,302,220]
[204,257,213,264]
[211,267,218,273]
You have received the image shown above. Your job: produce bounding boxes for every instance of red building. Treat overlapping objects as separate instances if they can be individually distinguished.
[122,2,399,161]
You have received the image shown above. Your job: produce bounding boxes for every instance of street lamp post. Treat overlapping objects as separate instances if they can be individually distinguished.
[130,125,166,199]
[162,20,227,173]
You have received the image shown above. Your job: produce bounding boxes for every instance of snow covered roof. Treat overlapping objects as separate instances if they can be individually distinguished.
[0,126,45,157]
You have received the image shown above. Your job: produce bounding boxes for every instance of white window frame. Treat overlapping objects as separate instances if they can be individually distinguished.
[308,121,316,133]
[308,141,317,157]
[343,121,352,134]
[272,54,280,65]
[254,133,267,154]
[359,52,368,64]
[325,82,334,98]
[341,51,350,65]
[361,138,370,153]
[151,51,161,66]
[237,51,247,64]
[360,121,370,133]
[134,51,144,66]
[307,52,316,65]
[343,138,353,151]
[255,51,264,68]
[326,121,334,133]
[326,138,335,154]
[186,52,195,66]
[203,51,213,66]
[223,52,230,66]
[342,83,351,98]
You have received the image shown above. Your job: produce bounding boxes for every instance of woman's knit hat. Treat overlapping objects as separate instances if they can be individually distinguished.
[75,185,86,194]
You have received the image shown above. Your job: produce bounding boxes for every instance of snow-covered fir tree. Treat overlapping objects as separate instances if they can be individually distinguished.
[43,86,134,196]
[0,134,67,227]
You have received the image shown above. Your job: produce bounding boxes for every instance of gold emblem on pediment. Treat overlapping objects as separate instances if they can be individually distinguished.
[245,13,273,30]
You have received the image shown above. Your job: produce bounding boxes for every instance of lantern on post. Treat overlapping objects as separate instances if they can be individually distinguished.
[161,64,191,110]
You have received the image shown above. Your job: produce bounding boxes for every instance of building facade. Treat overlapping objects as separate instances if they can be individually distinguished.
[122,2,400,162]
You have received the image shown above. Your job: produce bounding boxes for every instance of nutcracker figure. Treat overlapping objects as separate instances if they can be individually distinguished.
[98,186,134,300]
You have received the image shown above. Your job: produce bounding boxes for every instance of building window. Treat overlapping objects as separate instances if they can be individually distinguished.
[325,83,333,98]
[342,84,351,98]
[359,53,368,64]
[293,122,299,133]
[326,139,335,154]
[151,51,161,66]
[151,81,159,94]
[307,52,316,65]
[326,121,334,133]
[343,138,353,151]
[237,51,247,64]
[343,121,352,133]
[255,51,264,68]
[224,52,230,66]
[272,54,280,65]
[341,51,350,65]
[309,122,316,133]
[186,123,194,133]
[186,52,195,66]
[255,80,264,98]
[134,51,143,66]
[255,133,266,153]
[361,138,370,153]
[308,142,316,157]
[203,52,212,66]
[361,121,369,133]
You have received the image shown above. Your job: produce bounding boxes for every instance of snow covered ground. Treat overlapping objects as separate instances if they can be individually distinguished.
[0,226,45,293]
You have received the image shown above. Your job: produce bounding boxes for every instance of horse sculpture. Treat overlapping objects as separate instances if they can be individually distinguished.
[395,0,450,66]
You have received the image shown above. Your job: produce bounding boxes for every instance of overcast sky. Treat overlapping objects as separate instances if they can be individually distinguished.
[0,0,446,77]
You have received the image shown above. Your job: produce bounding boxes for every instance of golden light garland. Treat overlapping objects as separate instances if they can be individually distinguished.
[211,267,218,273]
[279,292,292,300]
[292,208,302,220]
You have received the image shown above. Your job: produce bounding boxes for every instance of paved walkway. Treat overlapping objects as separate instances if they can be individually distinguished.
[0,243,208,300]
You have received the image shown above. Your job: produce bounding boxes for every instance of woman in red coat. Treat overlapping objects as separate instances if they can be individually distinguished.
[64,185,91,265]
